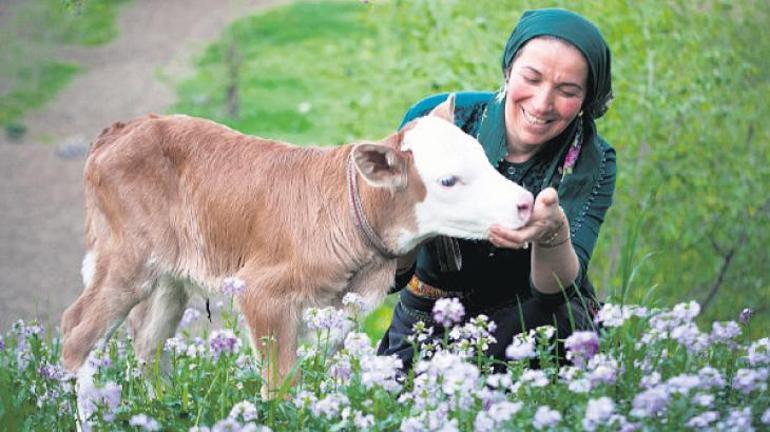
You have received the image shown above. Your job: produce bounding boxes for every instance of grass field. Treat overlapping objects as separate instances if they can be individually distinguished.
[0,0,129,130]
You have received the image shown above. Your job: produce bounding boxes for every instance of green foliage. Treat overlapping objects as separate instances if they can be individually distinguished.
[174,0,770,337]
[0,62,80,127]
[0,0,129,126]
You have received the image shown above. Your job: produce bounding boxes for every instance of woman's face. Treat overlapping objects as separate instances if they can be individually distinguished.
[504,37,588,155]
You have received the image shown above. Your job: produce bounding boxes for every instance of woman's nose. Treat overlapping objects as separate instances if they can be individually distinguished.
[531,88,554,114]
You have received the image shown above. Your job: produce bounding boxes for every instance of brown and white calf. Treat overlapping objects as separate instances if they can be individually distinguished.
[60,95,533,390]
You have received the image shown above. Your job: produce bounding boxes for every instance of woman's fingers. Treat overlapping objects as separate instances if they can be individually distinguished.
[490,224,539,249]
[536,187,559,207]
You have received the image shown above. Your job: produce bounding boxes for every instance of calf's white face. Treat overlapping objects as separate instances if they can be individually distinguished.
[399,108,534,248]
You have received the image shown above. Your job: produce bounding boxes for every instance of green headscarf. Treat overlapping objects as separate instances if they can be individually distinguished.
[501,8,613,118]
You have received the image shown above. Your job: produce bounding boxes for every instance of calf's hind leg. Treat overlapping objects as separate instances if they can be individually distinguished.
[61,251,153,373]
[128,275,189,367]
[60,251,99,341]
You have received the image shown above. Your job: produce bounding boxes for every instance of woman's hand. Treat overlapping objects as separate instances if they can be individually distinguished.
[489,187,567,249]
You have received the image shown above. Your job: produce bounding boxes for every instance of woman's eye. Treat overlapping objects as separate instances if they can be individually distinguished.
[439,176,458,187]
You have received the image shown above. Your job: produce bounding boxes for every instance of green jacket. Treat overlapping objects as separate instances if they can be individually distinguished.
[396,91,616,309]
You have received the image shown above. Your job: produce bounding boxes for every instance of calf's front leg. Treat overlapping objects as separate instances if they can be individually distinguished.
[238,272,301,399]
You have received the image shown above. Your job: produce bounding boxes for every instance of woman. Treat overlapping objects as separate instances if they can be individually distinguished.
[377,8,616,369]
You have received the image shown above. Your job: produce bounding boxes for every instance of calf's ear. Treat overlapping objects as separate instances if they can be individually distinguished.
[352,143,407,189]
[429,93,456,124]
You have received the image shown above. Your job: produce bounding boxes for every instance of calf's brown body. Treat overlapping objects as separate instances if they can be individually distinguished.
[61,114,426,387]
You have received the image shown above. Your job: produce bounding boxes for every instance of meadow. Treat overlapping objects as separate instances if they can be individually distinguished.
[1,292,768,430]
[1,0,769,430]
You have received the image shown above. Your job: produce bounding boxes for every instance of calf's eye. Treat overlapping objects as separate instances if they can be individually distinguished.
[439,176,458,187]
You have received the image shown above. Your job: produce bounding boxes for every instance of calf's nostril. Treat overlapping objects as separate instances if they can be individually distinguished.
[517,202,532,221]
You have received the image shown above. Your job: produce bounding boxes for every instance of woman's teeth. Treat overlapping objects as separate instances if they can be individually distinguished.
[522,108,551,125]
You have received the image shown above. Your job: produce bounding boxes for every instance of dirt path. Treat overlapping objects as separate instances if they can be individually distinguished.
[0,0,285,331]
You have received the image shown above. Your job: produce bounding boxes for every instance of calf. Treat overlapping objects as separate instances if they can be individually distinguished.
[60,94,533,391]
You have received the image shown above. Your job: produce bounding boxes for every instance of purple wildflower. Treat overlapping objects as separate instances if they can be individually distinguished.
[408,320,434,344]
[747,338,770,366]
[186,337,207,357]
[0,336,4,351]
[587,354,620,387]
[293,390,316,409]
[666,374,701,394]
[129,413,160,431]
[449,315,498,355]
[87,351,112,370]
[519,369,549,388]
[400,417,424,432]
[344,331,373,356]
[229,400,258,422]
[671,323,710,353]
[489,401,522,422]
[739,307,754,324]
[630,385,669,418]
[710,320,741,344]
[329,355,352,381]
[486,373,513,389]
[532,405,562,430]
[342,292,368,312]
[221,276,246,296]
[361,355,403,392]
[303,307,348,332]
[180,308,202,327]
[209,329,242,357]
[432,297,465,327]
[428,352,480,396]
[353,411,375,429]
[639,371,661,389]
[693,393,714,407]
[311,393,349,419]
[505,333,536,361]
[672,301,701,321]
[13,319,44,338]
[596,304,649,327]
[474,412,495,432]
[164,336,187,355]
[732,368,768,393]
[565,331,599,367]
[686,411,719,428]
[568,378,591,393]
[38,362,67,381]
[211,418,240,432]
[697,367,725,389]
[583,397,615,432]
[100,382,122,421]
[475,401,522,431]
[717,407,754,431]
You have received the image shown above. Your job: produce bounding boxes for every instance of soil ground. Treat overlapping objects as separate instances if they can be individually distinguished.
[0,0,286,332]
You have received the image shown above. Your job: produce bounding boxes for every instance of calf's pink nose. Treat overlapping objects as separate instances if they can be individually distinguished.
[517,202,532,223]
[517,192,534,223]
